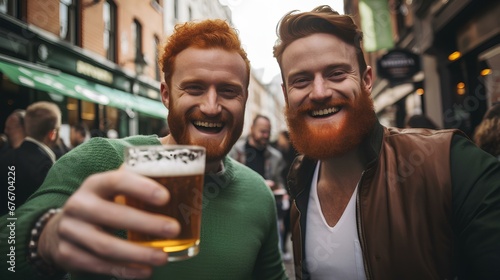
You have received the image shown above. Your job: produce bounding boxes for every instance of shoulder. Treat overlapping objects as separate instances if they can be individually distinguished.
[382,127,463,152]
[225,156,273,192]
[385,127,463,140]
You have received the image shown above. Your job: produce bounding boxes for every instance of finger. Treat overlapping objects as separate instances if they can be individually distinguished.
[58,216,169,266]
[54,239,154,279]
[81,169,169,206]
[63,198,181,238]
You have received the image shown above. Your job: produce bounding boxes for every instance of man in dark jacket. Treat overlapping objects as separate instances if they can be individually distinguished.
[1,101,61,215]
[273,5,500,280]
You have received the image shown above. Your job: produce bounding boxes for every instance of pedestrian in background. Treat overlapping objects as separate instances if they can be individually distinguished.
[405,114,439,129]
[69,122,89,149]
[230,114,285,192]
[0,109,26,156]
[274,130,297,262]
[1,101,61,215]
[229,114,287,258]
[273,5,500,279]
[473,103,500,160]
[51,131,71,159]
[0,19,286,280]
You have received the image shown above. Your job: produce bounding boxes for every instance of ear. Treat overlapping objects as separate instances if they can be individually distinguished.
[160,82,170,109]
[362,66,373,94]
[48,129,57,142]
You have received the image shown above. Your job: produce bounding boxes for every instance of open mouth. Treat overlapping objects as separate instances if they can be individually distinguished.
[310,107,341,118]
[193,121,224,133]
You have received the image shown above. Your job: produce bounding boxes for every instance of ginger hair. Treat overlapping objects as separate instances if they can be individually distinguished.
[158,19,250,87]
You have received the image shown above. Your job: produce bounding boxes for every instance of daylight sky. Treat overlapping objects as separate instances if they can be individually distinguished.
[222,0,345,83]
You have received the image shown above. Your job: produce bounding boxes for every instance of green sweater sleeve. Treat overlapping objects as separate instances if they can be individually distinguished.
[451,135,500,279]
[0,136,159,280]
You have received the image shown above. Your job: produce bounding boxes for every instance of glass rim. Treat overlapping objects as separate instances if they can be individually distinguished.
[126,144,206,152]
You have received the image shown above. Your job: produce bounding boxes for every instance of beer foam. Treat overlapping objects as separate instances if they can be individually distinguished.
[125,159,205,177]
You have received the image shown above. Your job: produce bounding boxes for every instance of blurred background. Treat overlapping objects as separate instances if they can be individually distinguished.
[0,0,498,145]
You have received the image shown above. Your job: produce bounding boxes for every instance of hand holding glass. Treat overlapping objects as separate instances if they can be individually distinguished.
[121,145,205,261]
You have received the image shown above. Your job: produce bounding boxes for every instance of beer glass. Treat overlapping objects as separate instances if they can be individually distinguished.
[122,145,206,261]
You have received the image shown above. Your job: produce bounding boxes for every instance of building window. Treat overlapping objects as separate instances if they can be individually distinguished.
[0,0,8,14]
[60,0,77,43]
[0,0,22,17]
[154,36,161,81]
[174,0,179,20]
[151,0,162,12]
[103,0,117,62]
[132,19,143,73]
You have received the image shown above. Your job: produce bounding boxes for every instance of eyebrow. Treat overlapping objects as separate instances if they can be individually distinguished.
[286,62,354,83]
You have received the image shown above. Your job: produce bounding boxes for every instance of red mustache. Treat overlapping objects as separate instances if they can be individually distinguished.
[292,99,350,115]
[188,110,229,124]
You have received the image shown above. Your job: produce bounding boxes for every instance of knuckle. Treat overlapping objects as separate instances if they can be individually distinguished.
[65,193,94,214]
[90,239,112,256]
[55,242,72,263]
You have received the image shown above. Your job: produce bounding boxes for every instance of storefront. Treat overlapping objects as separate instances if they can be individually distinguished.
[431,0,499,136]
[372,49,423,127]
[0,13,167,141]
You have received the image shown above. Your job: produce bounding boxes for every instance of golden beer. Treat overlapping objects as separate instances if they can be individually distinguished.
[122,145,205,261]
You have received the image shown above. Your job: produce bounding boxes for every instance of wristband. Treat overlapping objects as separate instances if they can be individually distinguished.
[27,208,63,277]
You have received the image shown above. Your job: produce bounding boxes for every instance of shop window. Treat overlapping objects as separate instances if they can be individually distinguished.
[105,105,119,138]
[103,0,117,62]
[478,46,500,107]
[139,115,163,136]
[67,97,79,126]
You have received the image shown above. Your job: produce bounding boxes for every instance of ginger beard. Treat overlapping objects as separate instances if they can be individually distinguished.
[167,99,243,162]
[285,87,376,160]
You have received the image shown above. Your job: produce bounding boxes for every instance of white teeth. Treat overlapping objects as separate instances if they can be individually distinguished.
[311,107,340,116]
[193,121,223,128]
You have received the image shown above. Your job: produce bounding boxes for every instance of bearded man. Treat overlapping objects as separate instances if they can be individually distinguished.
[0,20,286,280]
[273,5,500,280]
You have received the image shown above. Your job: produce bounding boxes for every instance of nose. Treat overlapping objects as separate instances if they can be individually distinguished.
[199,87,222,116]
[310,75,332,101]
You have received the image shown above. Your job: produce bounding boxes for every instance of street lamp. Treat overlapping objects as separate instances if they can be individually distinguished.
[129,51,147,136]
[134,51,148,75]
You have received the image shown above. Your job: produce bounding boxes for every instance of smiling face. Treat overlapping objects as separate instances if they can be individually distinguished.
[161,47,248,162]
[281,33,376,159]
[250,116,271,150]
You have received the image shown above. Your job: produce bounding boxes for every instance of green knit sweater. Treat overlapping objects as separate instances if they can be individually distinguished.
[0,135,287,280]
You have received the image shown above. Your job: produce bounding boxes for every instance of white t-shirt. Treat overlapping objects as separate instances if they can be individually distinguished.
[305,162,367,280]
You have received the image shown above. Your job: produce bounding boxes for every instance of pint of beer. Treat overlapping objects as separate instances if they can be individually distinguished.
[123,145,206,261]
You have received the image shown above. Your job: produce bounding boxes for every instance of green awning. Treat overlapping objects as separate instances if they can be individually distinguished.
[0,58,167,119]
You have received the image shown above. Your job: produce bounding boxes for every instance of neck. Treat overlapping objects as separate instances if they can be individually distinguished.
[320,147,367,187]
[11,136,24,148]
